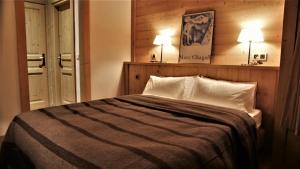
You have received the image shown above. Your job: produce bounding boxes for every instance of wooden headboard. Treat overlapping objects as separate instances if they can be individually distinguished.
[124,62,279,148]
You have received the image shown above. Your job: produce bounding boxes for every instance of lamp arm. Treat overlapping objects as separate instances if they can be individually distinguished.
[160,44,163,63]
[248,41,252,64]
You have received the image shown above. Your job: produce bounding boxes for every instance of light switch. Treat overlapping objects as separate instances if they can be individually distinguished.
[252,53,268,62]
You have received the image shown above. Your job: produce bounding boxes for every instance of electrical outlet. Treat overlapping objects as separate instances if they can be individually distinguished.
[253,53,268,62]
[253,54,259,60]
[259,53,268,61]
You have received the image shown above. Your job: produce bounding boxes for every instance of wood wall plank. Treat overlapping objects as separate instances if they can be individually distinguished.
[133,0,284,66]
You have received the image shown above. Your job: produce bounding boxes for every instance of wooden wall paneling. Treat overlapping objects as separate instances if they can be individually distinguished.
[197,67,207,76]
[133,0,284,66]
[237,68,251,82]
[159,65,174,76]
[229,69,239,81]
[124,62,129,95]
[15,0,30,112]
[175,66,198,77]
[131,0,136,62]
[149,65,160,77]
[204,68,218,79]
[124,62,279,151]
[129,64,140,94]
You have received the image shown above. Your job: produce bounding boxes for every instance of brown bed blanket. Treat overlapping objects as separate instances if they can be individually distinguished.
[0,95,258,169]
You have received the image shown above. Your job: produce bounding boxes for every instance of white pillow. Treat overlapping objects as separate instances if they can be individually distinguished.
[188,77,257,113]
[182,76,198,99]
[142,75,196,99]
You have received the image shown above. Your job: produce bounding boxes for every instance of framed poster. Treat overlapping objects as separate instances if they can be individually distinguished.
[179,11,215,63]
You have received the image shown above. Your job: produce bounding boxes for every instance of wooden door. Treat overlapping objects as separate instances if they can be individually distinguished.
[58,2,76,104]
[25,2,49,110]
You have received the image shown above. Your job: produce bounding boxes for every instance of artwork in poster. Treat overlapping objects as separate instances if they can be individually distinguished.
[179,11,215,63]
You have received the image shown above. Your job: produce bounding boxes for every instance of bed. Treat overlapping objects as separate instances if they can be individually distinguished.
[0,75,260,169]
[0,95,257,169]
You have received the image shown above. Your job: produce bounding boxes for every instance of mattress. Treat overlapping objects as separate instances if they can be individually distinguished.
[0,95,258,169]
[248,109,262,128]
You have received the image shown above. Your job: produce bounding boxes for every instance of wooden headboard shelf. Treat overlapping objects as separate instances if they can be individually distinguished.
[124,62,280,148]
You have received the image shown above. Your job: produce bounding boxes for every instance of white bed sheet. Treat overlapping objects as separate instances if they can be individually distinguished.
[248,109,262,128]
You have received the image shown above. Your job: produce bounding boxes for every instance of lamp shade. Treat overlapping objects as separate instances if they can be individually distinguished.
[237,28,264,43]
[153,35,171,46]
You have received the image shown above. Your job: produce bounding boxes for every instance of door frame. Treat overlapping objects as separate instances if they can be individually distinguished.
[15,0,91,112]
[15,0,30,112]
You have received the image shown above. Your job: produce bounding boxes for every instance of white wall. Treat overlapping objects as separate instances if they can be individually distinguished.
[0,0,22,135]
[90,0,131,99]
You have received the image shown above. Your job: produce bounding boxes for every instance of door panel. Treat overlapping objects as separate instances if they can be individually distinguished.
[58,2,76,104]
[25,2,49,110]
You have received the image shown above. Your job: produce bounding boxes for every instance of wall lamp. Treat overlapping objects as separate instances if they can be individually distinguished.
[153,34,171,63]
[237,27,264,64]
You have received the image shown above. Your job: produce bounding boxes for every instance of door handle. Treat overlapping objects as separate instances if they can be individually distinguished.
[39,53,46,68]
[57,54,63,68]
